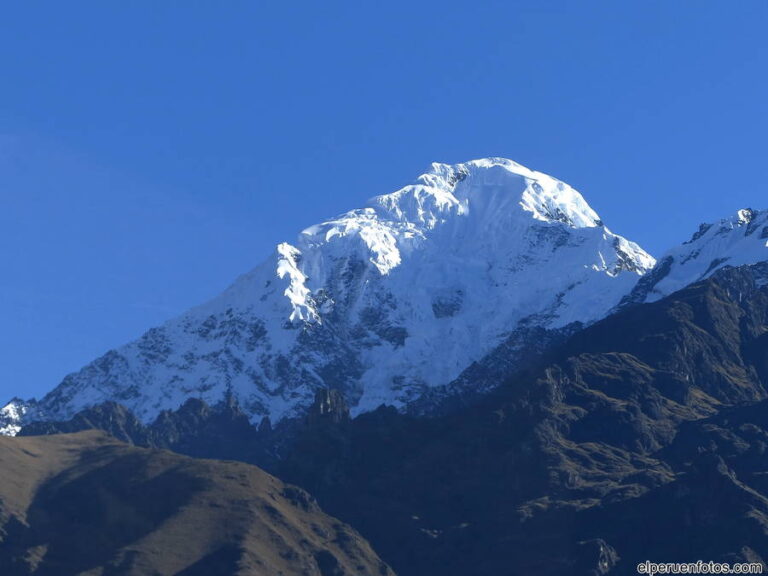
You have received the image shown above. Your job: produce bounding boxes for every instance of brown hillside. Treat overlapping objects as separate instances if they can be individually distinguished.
[0,431,394,576]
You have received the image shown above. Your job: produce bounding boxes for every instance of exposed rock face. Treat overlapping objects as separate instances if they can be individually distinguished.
[20,397,280,467]
[308,389,350,427]
[18,389,352,470]
[20,401,148,444]
[0,431,395,576]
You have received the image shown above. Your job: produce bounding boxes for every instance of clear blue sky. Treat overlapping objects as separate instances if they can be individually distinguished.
[1,1,767,399]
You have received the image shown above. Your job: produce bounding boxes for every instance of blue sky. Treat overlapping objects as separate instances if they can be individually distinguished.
[1,1,767,399]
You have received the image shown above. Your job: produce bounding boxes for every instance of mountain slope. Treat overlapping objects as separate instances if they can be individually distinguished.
[19,262,768,574]
[274,263,768,575]
[624,208,768,305]
[15,158,654,428]
[0,430,394,576]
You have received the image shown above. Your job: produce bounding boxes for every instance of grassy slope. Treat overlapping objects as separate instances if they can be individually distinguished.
[0,431,394,576]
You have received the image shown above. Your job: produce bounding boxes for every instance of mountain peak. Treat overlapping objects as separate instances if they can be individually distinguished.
[300,158,645,281]
[0,398,32,436]
[626,207,768,304]
[11,159,655,430]
[366,157,604,232]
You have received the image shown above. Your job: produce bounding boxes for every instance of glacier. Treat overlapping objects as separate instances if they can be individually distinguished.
[6,158,657,429]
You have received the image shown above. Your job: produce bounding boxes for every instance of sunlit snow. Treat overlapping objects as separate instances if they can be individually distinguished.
[11,158,658,430]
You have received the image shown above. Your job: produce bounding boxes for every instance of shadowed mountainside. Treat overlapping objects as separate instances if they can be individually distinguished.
[274,264,768,575]
[0,431,394,576]
[17,264,768,574]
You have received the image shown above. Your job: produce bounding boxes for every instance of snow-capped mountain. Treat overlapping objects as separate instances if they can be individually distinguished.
[0,399,29,436]
[624,208,768,305]
[7,158,655,430]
